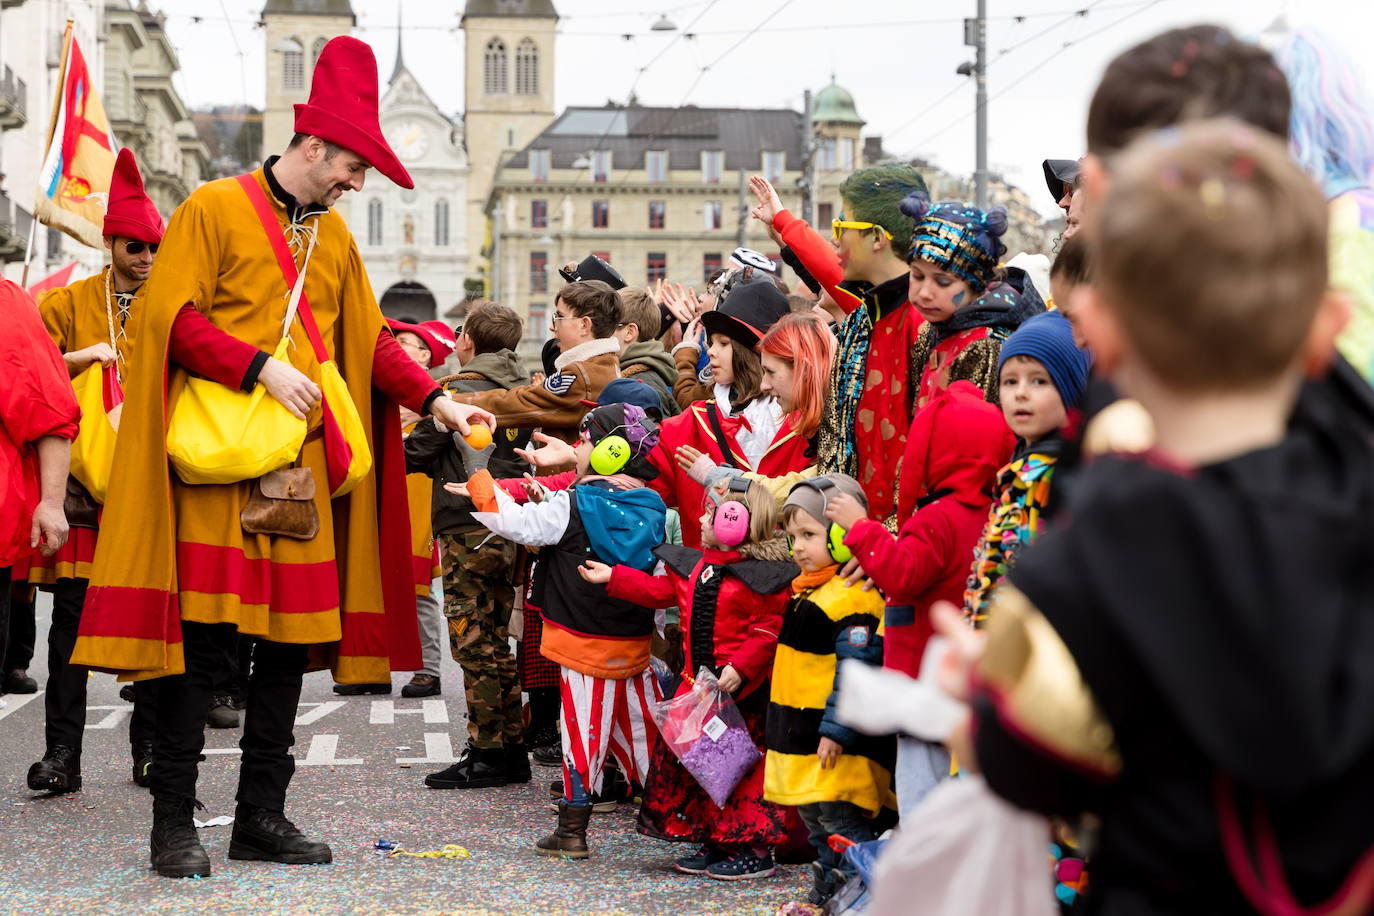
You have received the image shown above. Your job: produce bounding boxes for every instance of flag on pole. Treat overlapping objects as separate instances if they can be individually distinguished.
[27,261,78,298]
[35,21,118,250]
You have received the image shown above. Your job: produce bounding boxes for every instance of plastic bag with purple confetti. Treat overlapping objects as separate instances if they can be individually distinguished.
[651,666,761,808]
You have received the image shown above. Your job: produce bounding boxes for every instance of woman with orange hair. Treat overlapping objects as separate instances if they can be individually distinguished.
[676,313,836,509]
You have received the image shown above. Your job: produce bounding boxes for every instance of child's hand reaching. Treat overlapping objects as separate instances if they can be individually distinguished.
[515,431,577,469]
[443,481,470,498]
[824,491,867,531]
[522,473,548,503]
[817,737,844,770]
[578,560,612,584]
[717,664,742,694]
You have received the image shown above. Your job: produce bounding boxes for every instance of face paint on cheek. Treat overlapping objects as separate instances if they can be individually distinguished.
[952,290,966,307]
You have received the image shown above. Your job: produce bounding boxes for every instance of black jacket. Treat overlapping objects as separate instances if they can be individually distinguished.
[404,350,533,534]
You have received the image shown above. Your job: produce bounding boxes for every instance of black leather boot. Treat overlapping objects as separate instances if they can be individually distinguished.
[535,801,591,859]
[424,746,508,789]
[503,742,532,784]
[228,805,332,864]
[27,744,81,793]
[150,796,212,878]
[131,740,154,789]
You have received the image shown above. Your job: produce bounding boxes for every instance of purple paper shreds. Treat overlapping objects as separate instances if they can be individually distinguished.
[678,726,761,808]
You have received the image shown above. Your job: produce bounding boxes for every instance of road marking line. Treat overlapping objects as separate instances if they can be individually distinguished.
[0,691,43,721]
[369,698,449,725]
[300,733,364,766]
[84,705,133,730]
[396,732,459,764]
[294,701,346,726]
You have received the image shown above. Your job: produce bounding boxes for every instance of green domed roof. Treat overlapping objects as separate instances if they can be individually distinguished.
[813,79,864,127]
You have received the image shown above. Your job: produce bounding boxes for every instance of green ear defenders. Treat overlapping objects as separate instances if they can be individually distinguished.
[792,477,854,564]
[589,434,632,476]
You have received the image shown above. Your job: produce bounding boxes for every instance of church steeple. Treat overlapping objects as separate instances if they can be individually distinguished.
[389,1,405,83]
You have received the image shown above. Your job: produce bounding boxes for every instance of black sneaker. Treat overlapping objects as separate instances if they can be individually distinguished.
[27,744,81,794]
[706,849,777,881]
[3,669,37,693]
[206,694,240,729]
[332,682,391,696]
[132,740,154,789]
[674,844,727,875]
[424,747,507,789]
[531,742,562,768]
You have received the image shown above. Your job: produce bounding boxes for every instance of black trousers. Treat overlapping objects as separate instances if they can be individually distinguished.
[3,579,34,671]
[43,578,90,757]
[128,679,159,750]
[151,620,308,811]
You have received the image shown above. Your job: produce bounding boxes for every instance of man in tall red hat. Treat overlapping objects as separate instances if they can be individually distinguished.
[70,38,494,878]
[22,147,164,797]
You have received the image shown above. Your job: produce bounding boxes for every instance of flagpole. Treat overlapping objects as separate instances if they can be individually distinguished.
[19,213,37,287]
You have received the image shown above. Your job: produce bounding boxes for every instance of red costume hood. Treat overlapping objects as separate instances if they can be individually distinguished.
[102,148,164,243]
[294,36,413,189]
[898,380,1016,519]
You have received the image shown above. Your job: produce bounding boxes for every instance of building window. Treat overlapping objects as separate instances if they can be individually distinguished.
[817,137,836,171]
[762,151,785,183]
[531,199,548,229]
[529,302,548,337]
[530,149,550,182]
[646,150,668,183]
[591,150,611,183]
[484,39,508,94]
[702,252,722,283]
[281,38,304,91]
[703,201,721,231]
[647,252,667,285]
[515,38,539,95]
[367,198,383,246]
[648,200,665,230]
[530,251,548,293]
[434,199,450,247]
[702,150,723,184]
[46,226,61,259]
[839,138,855,171]
[818,202,833,228]
[592,200,609,228]
[311,37,327,71]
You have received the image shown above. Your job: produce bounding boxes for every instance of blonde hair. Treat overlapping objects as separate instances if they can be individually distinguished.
[1092,118,1328,391]
[616,286,660,340]
[705,477,777,545]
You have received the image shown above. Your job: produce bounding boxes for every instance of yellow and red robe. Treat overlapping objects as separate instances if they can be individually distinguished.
[404,420,439,597]
[71,167,429,683]
[17,268,129,584]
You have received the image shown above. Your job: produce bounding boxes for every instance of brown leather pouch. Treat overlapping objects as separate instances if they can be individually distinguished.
[241,467,319,540]
[64,476,100,529]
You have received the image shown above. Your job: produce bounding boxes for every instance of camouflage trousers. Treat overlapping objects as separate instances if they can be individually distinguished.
[439,530,522,749]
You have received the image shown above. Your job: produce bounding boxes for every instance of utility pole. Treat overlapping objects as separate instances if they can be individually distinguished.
[801,88,816,228]
[967,0,989,209]
[736,168,748,249]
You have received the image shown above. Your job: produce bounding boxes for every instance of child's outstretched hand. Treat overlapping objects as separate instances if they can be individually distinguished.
[817,737,844,770]
[522,473,548,504]
[578,560,612,584]
[443,481,470,498]
[824,491,867,531]
[515,431,577,469]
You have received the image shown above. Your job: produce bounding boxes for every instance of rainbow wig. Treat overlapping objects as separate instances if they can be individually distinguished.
[1276,29,1374,198]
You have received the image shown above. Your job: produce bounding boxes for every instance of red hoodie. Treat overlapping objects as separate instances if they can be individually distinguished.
[843,381,1015,677]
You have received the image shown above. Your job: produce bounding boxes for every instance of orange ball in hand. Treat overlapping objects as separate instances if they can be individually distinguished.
[463,422,493,450]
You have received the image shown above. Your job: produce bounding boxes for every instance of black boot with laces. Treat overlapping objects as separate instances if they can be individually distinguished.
[150,796,212,878]
[27,744,81,794]
[229,805,333,864]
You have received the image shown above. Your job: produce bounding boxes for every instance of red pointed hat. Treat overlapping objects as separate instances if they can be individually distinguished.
[386,318,456,369]
[294,36,413,189]
[102,148,164,243]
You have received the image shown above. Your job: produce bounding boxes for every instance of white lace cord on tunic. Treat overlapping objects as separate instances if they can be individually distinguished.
[103,267,135,383]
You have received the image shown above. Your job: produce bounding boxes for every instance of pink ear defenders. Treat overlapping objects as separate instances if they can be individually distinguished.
[710,477,753,547]
[789,478,855,564]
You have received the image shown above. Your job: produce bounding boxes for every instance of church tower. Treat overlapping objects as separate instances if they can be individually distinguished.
[261,0,357,160]
[461,0,557,291]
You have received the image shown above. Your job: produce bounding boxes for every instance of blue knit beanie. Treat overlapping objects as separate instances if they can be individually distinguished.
[997,312,1091,409]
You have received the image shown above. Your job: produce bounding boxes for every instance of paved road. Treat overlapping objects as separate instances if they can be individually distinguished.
[0,592,807,915]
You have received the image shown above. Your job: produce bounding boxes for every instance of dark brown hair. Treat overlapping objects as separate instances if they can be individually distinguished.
[1093,119,1327,391]
[1050,234,1091,287]
[1087,25,1290,157]
[557,280,622,338]
[463,299,523,354]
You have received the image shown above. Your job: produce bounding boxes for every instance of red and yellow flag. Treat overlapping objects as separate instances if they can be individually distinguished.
[35,22,118,249]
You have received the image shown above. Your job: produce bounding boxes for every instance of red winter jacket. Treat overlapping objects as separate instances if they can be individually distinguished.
[648,400,812,550]
[607,542,796,699]
[845,381,1014,677]
[0,280,80,567]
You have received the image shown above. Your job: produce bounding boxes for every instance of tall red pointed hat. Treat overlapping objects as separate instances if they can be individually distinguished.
[294,36,413,189]
[102,148,164,243]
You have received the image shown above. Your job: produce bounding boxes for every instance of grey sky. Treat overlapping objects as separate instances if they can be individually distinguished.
[165,0,1372,218]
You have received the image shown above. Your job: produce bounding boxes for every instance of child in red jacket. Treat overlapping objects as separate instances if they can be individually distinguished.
[581,477,797,881]
[823,380,1013,816]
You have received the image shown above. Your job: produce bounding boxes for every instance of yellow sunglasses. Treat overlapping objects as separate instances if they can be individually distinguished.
[831,219,894,243]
